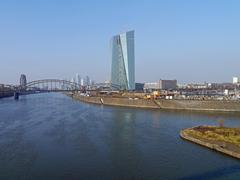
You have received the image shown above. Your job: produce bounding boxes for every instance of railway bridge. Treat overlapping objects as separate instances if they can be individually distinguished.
[0,79,82,100]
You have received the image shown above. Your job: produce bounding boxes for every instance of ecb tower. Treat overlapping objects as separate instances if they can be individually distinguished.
[111,30,135,90]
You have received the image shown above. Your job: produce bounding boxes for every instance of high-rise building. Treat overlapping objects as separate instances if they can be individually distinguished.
[75,73,81,85]
[85,76,90,86]
[111,30,135,90]
[20,74,27,87]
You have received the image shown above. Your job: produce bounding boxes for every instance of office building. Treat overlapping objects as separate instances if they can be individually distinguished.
[144,79,177,91]
[159,79,177,90]
[111,30,135,90]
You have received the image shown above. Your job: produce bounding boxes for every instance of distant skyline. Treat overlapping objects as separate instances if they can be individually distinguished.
[0,0,240,85]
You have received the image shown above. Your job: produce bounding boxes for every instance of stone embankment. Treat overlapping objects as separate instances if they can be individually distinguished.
[156,99,240,112]
[72,94,159,109]
[71,94,240,112]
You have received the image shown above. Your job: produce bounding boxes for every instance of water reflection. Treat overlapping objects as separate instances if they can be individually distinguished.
[109,109,144,179]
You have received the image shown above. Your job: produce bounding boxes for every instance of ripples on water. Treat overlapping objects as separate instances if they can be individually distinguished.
[0,93,239,180]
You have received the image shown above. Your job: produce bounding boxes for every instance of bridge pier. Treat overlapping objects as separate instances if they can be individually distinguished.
[14,92,19,100]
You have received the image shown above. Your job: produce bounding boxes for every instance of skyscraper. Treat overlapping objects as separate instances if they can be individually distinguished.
[75,73,81,85]
[85,76,90,86]
[20,74,27,87]
[111,30,135,90]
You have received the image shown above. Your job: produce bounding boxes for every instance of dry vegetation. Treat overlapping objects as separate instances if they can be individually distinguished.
[185,126,240,147]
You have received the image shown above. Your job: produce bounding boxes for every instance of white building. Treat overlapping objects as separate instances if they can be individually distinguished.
[233,77,239,84]
[144,79,177,91]
[144,82,159,90]
[80,78,84,86]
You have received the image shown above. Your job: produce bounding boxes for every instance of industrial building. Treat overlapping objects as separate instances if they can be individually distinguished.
[111,30,135,90]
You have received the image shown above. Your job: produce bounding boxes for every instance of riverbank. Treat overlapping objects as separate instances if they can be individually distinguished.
[71,93,159,109]
[180,126,240,159]
[0,92,13,99]
[70,93,240,113]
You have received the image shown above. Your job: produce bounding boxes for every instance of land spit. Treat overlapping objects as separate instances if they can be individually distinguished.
[180,126,240,159]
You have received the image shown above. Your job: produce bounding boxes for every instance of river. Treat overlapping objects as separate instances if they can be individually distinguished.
[0,93,239,180]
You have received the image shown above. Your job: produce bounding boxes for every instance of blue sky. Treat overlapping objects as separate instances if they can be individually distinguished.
[0,0,240,84]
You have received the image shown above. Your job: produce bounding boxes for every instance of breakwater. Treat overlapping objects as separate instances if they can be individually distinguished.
[72,94,240,112]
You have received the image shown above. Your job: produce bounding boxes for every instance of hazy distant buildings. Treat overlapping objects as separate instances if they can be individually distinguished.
[71,74,94,87]
[85,76,90,86]
[111,30,135,90]
[75,73,81,85]
[20,74,27,87]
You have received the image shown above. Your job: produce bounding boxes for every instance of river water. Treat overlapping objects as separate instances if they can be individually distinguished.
[0,93,239,180]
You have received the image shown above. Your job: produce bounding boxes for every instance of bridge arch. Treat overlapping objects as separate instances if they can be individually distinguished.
[25,79,81,91]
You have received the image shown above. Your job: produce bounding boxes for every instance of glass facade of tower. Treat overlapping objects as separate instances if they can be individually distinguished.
[111,30,135,90]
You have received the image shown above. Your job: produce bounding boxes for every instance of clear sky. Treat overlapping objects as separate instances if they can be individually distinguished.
[0,0,240,85]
